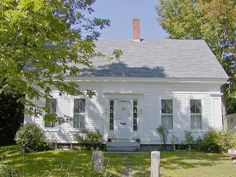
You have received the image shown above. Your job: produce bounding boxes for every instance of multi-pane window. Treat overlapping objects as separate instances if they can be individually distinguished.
[73,99,85,129]
[190,99,202,129]
[133,100,138,131]
[45,98,57,128]
[109,100,114,131]
[161,99,173,129]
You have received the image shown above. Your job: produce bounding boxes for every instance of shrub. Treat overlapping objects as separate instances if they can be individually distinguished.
[198,129,236,153]
[74,130,104,150]
[216,131,236,152]
[183,131,195,151]
[184,131,194,144]
[157,126,169,145]
[15,123,52,152]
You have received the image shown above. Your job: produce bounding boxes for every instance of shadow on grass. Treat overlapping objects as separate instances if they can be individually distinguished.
[105,152,151,177]
[1,146,108,177]
[1,146,231,177]
[160,151,228,170]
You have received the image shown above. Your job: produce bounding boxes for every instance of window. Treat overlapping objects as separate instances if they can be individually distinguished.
[109,100,114,131]
[161,99,173,129]
[133,100,138,131]
[45,98,57,128]
[190,99,202,129]
[73,99,85,129]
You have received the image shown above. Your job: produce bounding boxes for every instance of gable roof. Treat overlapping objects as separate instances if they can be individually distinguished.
[80,40,228,79]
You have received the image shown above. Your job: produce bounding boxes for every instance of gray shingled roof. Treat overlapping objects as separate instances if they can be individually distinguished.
[80,40,228,79]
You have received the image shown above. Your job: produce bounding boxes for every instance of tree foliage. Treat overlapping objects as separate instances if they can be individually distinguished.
[0,91,24,145]
[157,0,236,113]
[0,0,120,115]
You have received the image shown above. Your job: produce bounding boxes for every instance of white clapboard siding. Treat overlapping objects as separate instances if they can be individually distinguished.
[24,80,223,144]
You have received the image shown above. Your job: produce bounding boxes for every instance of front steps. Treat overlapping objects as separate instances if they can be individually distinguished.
[106,140,140,152]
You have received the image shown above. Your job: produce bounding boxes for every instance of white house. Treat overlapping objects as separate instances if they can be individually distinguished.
[24,19,228,150]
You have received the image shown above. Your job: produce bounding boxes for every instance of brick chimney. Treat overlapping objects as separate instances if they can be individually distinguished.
[133,19,141,41]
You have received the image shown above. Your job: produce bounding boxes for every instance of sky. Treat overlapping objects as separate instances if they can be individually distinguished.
[91,0,168,40]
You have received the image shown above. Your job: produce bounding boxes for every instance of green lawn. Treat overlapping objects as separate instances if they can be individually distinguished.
[0,146,235,177]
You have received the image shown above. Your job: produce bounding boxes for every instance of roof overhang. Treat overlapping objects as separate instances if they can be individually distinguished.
[65,76,228,84]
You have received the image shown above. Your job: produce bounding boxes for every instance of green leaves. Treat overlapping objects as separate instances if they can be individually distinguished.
[0,0,112,115]
[157,0,236,113]
[158,0,203,39]
[112,49,123,60]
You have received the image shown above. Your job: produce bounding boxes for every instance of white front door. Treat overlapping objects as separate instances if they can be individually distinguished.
[114,100,131,139]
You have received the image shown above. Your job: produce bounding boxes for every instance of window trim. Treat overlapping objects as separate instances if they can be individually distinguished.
[190,99,202,129]
[44,98,57,128]
[161,99,173,130]
[73,98,86,129]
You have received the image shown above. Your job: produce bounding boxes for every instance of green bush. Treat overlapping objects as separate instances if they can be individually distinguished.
[184,131,194,144]
[74,130,104,150]
[15,123,52,152]
[157,126,169,145]
[197,129,236,153]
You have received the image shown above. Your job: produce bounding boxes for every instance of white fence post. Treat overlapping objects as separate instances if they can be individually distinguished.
[151,151,160,177]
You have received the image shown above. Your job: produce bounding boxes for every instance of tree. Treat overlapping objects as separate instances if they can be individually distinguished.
[0,91,24,145]
[0,0,120,116]
[157,0,236,114]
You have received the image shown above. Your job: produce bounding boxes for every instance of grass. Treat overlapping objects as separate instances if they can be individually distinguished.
[160,151,236,177]
[0,146,235,177]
